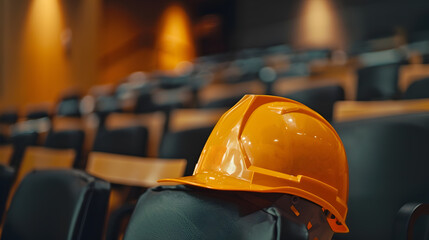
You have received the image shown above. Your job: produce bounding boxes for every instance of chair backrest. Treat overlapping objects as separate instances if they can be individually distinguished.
[282,84,345,122]
[0,111,18,125]
[44,130,85,168]
[398,64,429,93]
[86,152,186,187]
[9,132,39,169]
[105,112,165,157]
[92,126,149,157]
[0,164,14,224]
[56,98,81,117]
[356,63,402,101]
[403,77,429,99]
[13,146,76,191]
[52,115,100,158]
[1,169,110,240]
[123,185,327,240]
[333,99,429,122]
[333,113,429,240]
[159,126,213,176]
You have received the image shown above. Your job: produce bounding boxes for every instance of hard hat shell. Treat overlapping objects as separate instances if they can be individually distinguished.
[159,95,349,233]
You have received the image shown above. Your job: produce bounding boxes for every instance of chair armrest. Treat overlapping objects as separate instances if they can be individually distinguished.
[394,202,429,240]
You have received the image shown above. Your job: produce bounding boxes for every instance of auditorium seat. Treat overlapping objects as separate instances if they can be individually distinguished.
[1,169,110,240]
[333,112,429,239]
[403,77,429,99]
[56,97,81,117]
[282,84,344,122]
[0,164,14,224]
[0,111,18,125]
[44,130,85,168]
[5,146,77,212]
[159,127,212,176]
[92,126,149,158]
[198,81,265,108]
[9,132,39,170]
[104,113,164,157]
[356,63,402,101]
[86,152,186,240]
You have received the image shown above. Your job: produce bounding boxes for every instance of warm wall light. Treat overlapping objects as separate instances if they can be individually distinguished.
[295,0,344,49]
[157,3,195,71]
[18,0,70,104]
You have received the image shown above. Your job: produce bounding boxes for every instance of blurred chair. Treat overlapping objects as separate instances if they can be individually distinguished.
[90,126,150,239]
[333,99,429,122]
[104,112,165,157]
[308,62,358,100]
[160,108,224,176]
[356,63,402,101]
[282,84,344,122]
[0,111,18,125]
[403,77,429,99]
[92,126,148,158]
[9,132,39,170]
[198,80,265,108]
[159,126,213,176]
[398,64,429,94]
[1,169,110,240]
[44,130,85,168]
[56,97,81,117]
[168,108,225,133]
[86,152,186,240]
[25,103,53,120]
[271,78,345,121]
[12,146,76,192]
[0,165,14,224]
[0,134,9,145]
[52,115,99,159]
[134,93,159,114]
[333,112,429,240]
[0,110,18,141]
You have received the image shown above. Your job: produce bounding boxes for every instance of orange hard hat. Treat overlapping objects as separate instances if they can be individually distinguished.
[159,94,349,233]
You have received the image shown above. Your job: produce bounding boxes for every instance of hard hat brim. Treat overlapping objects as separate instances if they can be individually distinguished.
[158,172,349,233]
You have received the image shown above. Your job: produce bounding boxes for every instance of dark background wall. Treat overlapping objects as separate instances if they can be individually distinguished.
[228,0,429,50]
